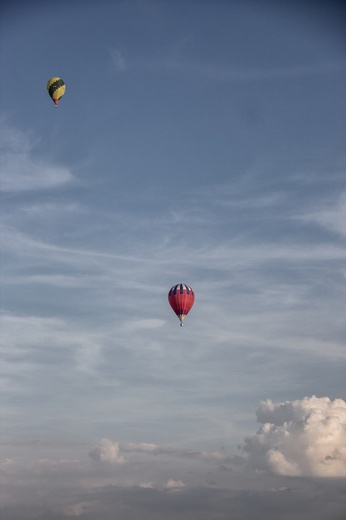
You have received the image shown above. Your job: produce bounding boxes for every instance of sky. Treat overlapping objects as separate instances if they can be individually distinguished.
[0,0,346,518]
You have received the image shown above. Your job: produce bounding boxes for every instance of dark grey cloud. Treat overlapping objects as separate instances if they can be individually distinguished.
[1,479,345,520]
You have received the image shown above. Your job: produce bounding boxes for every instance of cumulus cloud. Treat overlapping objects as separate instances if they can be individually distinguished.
[164,479,185,490]
[89,439,126,464]
[243,396,346,477]
[0,123,73,192]
[139,482,155,489]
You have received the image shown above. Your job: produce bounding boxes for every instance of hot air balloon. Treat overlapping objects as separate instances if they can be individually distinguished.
[46,77,66,107]
[168,283,195,326]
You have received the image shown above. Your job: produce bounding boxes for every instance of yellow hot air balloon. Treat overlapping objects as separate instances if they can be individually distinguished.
[46,77,66,107]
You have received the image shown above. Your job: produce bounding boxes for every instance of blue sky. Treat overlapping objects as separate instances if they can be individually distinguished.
[1,1,346,518]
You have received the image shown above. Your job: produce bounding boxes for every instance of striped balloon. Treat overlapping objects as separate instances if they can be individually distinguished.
[46,77,66,107]
[168,284,195,326]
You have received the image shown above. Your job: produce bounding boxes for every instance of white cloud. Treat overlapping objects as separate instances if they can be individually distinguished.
[243,396,346,477]
[298,192,346,238]
[0,123,73,192]
[122,442,158,454]
[89,439,126,464]
[88,439,233,469]
[139,482,154,489]
[120,442,226,463]
[164,478,185,490]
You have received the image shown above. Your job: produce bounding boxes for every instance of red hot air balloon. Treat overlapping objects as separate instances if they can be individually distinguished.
[168,284,195,326]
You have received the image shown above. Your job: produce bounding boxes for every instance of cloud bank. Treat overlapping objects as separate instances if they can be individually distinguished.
[89,439,229,465]
[243,396,346,477]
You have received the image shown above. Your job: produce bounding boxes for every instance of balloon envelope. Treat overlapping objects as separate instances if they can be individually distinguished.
[168,284,195,326]
[46,77,66,106]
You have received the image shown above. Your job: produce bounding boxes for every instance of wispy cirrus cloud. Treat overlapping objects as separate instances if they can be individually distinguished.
[182,60,346,82]
[144,51,346,82]
[0,123,74,192]
[296,192,346,238]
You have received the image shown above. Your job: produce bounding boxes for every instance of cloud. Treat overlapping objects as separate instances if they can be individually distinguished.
[117,441,230,464]
[110,48,127,72]
[0,123,73,192]
[164,479,185,490]
[1,446,346,520]
[89,438,126,464]
[63,501,94,516]
[88,439,231,466]
[139,482,154,489]
[298,192,346,238]
[165,58,346,82]
[243,396,346,477]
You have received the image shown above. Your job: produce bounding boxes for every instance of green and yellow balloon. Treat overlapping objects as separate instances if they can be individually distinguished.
[46,77,66,107]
